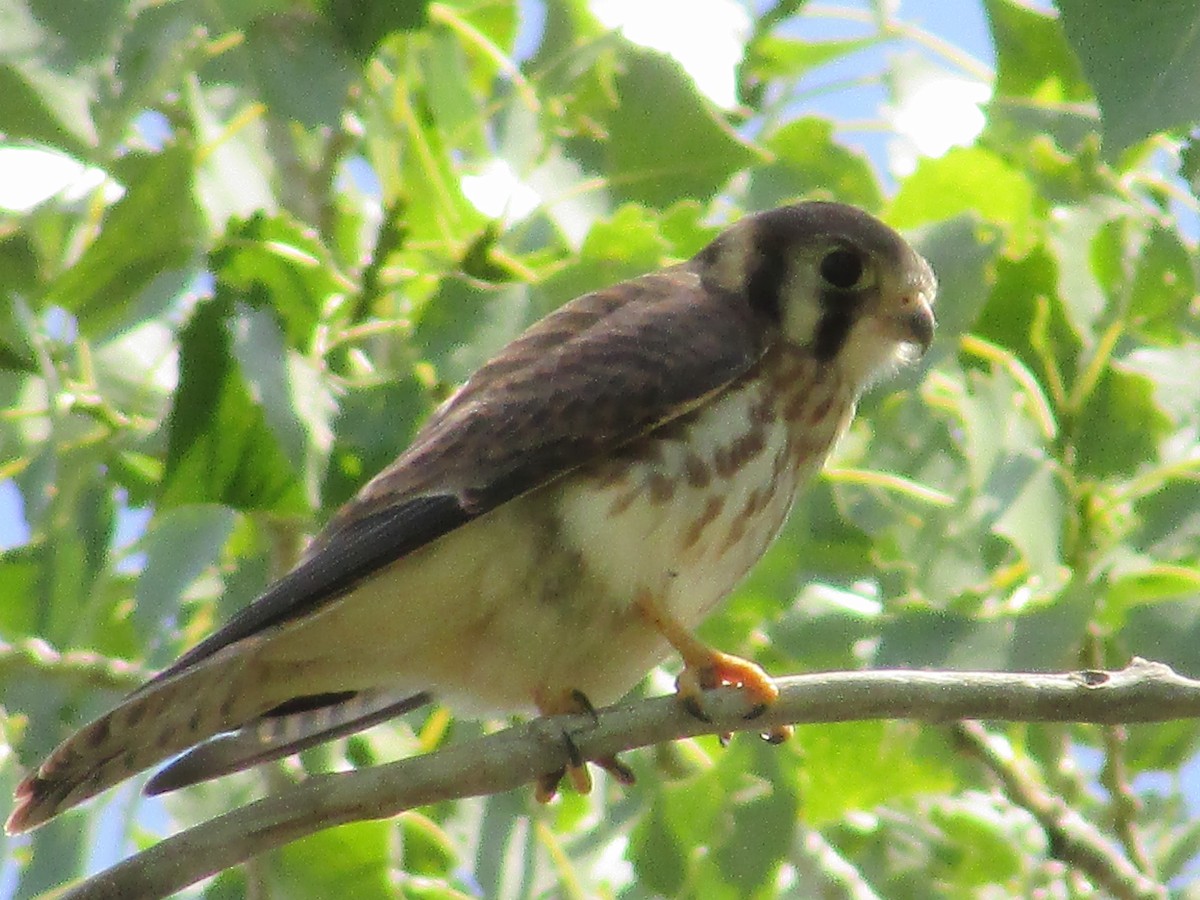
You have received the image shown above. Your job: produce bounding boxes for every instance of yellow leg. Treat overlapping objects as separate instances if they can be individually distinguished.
[635,590,779,718]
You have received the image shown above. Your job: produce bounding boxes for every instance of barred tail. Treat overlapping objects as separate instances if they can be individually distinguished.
[6,645,274,834]
[145,688,431,795]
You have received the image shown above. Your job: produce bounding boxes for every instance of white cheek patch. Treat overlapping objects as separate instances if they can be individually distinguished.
[712,225,755,293]
[780,268,823,344]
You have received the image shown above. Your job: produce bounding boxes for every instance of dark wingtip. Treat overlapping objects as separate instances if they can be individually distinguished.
[6,775,50,834]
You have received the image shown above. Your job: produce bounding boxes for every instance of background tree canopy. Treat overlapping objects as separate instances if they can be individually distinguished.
[2,0,1199,897]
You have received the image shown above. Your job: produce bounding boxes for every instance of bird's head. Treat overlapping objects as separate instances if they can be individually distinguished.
[698,201,937,387]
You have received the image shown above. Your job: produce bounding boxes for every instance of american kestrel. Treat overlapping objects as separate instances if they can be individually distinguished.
[8,201,935,833]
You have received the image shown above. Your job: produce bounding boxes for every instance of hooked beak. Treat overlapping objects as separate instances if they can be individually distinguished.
[903,294,936,356]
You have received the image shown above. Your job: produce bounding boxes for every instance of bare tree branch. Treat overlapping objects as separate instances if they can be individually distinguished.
[57,658,1195,900]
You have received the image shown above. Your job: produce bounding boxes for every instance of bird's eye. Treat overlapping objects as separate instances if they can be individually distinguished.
[819,248,866,290]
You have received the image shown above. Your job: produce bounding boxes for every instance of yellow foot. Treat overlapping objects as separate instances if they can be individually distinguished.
[533,689,636,803]
[633,589,781,723]
[676,648,779,720]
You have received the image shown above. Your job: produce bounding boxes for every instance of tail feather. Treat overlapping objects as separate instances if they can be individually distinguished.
[145,688,432,795]
[6,644,274,834]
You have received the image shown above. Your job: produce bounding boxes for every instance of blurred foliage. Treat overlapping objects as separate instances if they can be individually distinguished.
[1,0,1199,897]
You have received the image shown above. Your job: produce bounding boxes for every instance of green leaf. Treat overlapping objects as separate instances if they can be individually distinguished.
[132,505,237,653]
[413,278,536,388]
[1122,600,1200,678]
[160,296,309,516]
[629,797,689,896]
[1104,566,1200,623]
[422,28,486,152]
[1130,476,1200,561]
[91,320,178,422]
[212,213,344,348]
[45,148,204,336]
[186,79,277,229]
[0,277,38,373]
[1046,201,1119,342]
[874,593,1092,671]
[1128,228,1198,342]
[0,543,40,635]
[984,0,1092,103]
[323,373,431,511]
[535,204,671,305]
[1122,346,1200,423]
[887,147,1036,245]
[606,47,760,208]
[319,0,429,59]
[1074,363,1171,478]
[269,821,393,900]
[930,793,1032,886]
[985,99,1102,162]
[798,721,954,825]
[989,453,1064,580]
[973,246,1083,394]
[0,0,108,151]
[711,740,799,894]
[911,214,1000,355]
[243,12,355,128]
[1058,0,1200,157]
[746,117,882,212]
[105,2,205,149]
[227,304,336,502]
[745,36,876,81]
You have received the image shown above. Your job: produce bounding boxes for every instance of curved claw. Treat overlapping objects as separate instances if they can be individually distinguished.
[533,689,636,803]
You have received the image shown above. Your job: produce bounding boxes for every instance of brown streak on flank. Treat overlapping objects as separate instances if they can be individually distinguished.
[647,472,675,504]
[730,427,766,468]
[770,445,790,480]
[608,489,638,517]
[683,451,711,488]
[123,698,147,729]
[740,487,766,520]
[808,392,833,425]
[713,446,738,479]
[681,495,724,550]
[750,394,776,426]
[783,388,809,422]
[587,459,628,489]
[789,438,812,467]
[86,717,110,749]
[721,506,751,553]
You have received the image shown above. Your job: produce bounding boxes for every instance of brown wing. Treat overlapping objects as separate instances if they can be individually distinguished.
[154,264,769,682]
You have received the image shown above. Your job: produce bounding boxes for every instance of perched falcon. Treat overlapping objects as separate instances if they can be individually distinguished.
[8,201,935,833]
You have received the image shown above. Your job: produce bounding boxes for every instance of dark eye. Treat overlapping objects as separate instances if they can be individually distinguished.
[820,248,866,289]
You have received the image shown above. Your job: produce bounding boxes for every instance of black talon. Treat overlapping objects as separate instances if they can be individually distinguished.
[743,702,768,720]
[570,689,600,724]
[536,767,566,802]
[599,755,637,785]
[563,729,584,769]
[682,695,712,723]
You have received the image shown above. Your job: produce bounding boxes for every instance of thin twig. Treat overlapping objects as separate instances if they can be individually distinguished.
[54,659,1194,899]
[0,638,147,694]
[952,720,1166,900]
[1099,723,1154,876]
[793,825,883,900]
